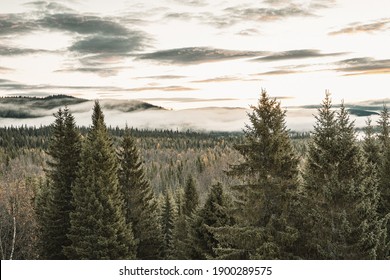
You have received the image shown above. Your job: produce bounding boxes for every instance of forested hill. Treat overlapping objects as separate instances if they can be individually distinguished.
[0,95,163,119]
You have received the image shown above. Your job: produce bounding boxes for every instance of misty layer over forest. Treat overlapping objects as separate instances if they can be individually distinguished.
[0,90,389,260]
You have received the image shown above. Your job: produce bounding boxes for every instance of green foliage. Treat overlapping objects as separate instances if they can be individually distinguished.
[64,101,136,259]
[302,94,386,259]
[118,130,162,259]
[36,107,81,259]
[160,191,177,259]
[172,176,200,259]
[215,89,300,259]
[376,105,390,258]
[191,183,235,259]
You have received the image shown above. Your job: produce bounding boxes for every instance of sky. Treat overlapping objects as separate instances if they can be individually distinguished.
[0,0,389,111]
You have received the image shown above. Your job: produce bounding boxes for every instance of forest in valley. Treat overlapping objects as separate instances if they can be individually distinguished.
[0,90,389,260]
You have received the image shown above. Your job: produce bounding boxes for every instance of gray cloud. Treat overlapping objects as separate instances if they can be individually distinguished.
[127,85,198,92]
[329,19,390,35]
[0,78,123,92]
[39,13,129,36]
[0,13,36,36]
[192,76,241,83]
[224,5,312,22]
[335,57,390,75]
[136,75,187,80]
[0,44,51,56]
[163,0,336,28]
[69,35,145,54]
[255,70,302,75]
[236,28,261,36]
[24,1,75,12]
[55,66,131,77]
[254,49,346,61]
[139,47,265,65]
[265,0,336,9]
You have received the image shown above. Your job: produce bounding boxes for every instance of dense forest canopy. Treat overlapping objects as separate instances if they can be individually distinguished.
[0,91,389,260]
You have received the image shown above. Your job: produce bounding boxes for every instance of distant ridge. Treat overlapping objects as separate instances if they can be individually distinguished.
[0,95,164,119]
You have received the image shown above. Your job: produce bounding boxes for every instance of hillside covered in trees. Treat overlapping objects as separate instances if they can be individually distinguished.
[0,90,389,260]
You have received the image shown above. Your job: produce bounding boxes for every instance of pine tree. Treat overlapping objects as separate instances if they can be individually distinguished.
[173,176,200,259]
[183,175,199,217]
[160,191,177,259]
[377,105,390,216]
[377,105,390,258]
[64,101,136,259]
[191,183,234,259]
[363,118,381,167]
[118,130,162,259]
[36,107,81,259]
[302,94,385,259]
[213,89,300,259]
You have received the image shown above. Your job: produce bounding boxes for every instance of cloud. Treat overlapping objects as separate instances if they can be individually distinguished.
[255,70,302,75]
[69,35,145,55]
[127,85,197,92]
[139,47,265,65]
[254,49,346,61]
[265,0,336,9]
[55,66,130,77]
[0,13,36,36]
[0,44,51,56]
[224,5,312,22]
[236,28,261,36]
[136,75,187,79]
[192,76,241,83]
[329,18,390,35]
[0,78,122,92]
[0,67,13,73]
[335,57,390,75]
[141,97,238,103]
[24,1,75,13]
[37,12,150,58]
[39,13,130,36]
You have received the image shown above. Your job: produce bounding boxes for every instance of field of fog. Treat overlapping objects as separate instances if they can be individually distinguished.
[0,98,383,132]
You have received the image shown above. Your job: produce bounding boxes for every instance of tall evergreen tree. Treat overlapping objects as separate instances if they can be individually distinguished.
[377,105,390,258]
[363,118,381,167]
[118,130,162,259]
[36,107,81,259]
[64,101,136,259]
[377,105,390,215]
[183,175,199,217]
[213,89,300,259]
[173,176,200,259]
[191,183,234,259]
[303,94,385,259]
[160,190,177,259]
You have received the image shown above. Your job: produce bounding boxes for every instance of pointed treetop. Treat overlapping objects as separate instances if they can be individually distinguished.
[91,100,105,130]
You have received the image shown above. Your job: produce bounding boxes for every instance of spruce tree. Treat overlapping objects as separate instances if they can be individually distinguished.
[173,176,200,259]
[213,89,300,259]
[160,191,177,259]
[183,175,199,217]
[303,94,385,259]
[118,130,162,259]
[363,118,381,167]
[36,107,81,259]
[191,183,234,259]
[377,105,390,258]
[377,105,390,216]
[64,101,136,259]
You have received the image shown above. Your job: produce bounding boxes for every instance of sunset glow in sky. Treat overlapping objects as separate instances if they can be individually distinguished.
[1,0,389,109]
